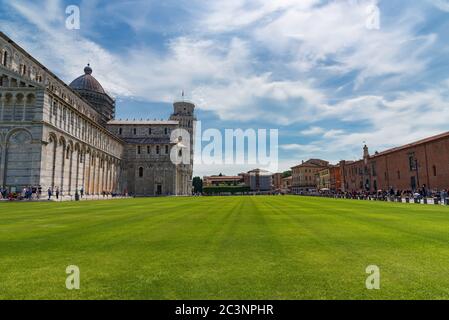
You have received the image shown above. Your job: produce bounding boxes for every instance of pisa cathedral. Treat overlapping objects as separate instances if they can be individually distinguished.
[0,32,195,197]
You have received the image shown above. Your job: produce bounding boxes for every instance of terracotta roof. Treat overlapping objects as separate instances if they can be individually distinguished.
[371,131,449,158]
[69,65,106,94]
[291,161,328,169]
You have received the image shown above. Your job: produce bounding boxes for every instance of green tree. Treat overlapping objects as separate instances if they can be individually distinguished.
[282,170,292,178]
[192,177,203,193]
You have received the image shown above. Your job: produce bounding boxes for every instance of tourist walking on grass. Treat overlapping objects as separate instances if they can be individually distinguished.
[56,188,59,200]
[47,188,52,201]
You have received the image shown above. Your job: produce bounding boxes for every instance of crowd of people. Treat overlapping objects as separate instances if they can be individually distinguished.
[302,184,449,204]
[0,186,124,201]
[0,186,43,201]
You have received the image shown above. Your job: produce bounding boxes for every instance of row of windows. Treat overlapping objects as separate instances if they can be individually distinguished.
[50,99,119,154]
[137,166,177,178]
[393,166,438,180]
[119,127,171,136]
[137,145,170,155]
[347,164,439,179]
[1,48,45,84]
[1,45,96,118]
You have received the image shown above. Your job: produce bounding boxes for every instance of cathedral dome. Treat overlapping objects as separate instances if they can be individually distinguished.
[69,64,105,94]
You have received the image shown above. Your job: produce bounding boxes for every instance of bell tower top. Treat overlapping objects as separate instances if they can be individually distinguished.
[172,101,195,117]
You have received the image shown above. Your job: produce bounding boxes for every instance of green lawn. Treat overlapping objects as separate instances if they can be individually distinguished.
[1,196,449,300]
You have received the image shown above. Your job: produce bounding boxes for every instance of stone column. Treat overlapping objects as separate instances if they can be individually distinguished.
[50,138,57,190]
[96,156,101,195]
[22,97,26,121]
[75,150,80,193]
[109,162,114,193]
[107,161,111,193]
[98,158,103,195]
[91,155,97,195]
[109,163,113,192]
[0,96,4,121]
[85,153,91,194]
[81,151,86,192]
[0,144,4,188]
[68,148,73,194]
[105,161,110,193]
[59,143,66,195]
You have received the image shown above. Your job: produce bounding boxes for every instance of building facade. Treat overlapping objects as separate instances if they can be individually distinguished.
[317,168,330,190]
[291,159,329,194]
[329,165,342,192]
[340,133,449,193]
[0,32,195,197]
[203,175,243,187]
[281,176,292,193]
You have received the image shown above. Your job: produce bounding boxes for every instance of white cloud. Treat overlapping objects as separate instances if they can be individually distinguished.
[286,85,449,163]
[4,0,438,127]
[300,126,325,136]
[3,0,449,177]
[199,0,318,33]
[281,143,322,153]
[428,0,449,11]
[253,0,435,87]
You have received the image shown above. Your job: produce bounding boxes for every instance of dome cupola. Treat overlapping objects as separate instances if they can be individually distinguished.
[69,64,115,124]
[69,64,105,94]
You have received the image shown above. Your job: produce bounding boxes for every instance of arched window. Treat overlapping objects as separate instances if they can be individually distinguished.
[433,165,437,177]
[137,146,141,154]
[2,51,7,66]
[164,128,168,135]
[133,128,137,135]
[119,128,122,135]
[178,149,182,157]
[165,145,169,154]
[149,128,152,135]
[156,145,160,155]
[138,167,144,178]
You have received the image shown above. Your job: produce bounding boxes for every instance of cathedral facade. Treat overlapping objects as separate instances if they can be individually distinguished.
[0,32,195,197]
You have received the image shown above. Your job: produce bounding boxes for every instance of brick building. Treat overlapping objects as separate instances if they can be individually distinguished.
[272,173,283,190]
[340,131,449,193]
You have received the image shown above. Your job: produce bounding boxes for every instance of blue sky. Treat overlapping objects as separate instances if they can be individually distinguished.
[2,0,449,176]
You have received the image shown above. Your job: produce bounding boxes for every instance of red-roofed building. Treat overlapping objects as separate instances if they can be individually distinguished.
[340,131,449,192]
